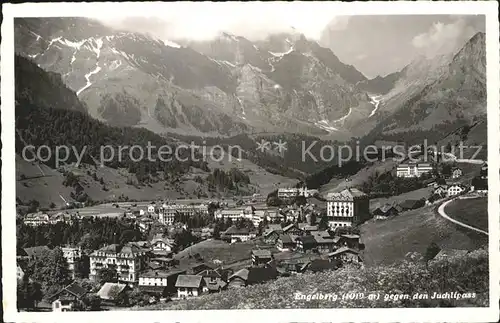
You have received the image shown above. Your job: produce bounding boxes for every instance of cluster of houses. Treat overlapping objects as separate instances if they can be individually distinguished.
[371,163,488,220]
[262,222,362,264]
[214,203,319,228]
[22,223,361,312]
[18,158,488,311]
[277,186,319,199]
[22,211,81,227]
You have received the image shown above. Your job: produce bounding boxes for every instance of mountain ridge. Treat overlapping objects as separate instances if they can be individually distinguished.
[15,17,374,138]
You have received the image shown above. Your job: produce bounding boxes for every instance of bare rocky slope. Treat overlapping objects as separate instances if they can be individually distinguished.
[15,17,375,138]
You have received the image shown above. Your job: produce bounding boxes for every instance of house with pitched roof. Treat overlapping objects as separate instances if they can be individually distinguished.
[175,275,205,298]
[263,224,283,244]
[97,282,128,302]
[372,203,400,219]
[433,185,449,197]
[296,235,317,253]
[311,231,340,253]
[303,259,342,273]
[51,281,87,312]
[150,234,176,253]
[227,266,278,288]
[282,223,302,235]
[451,167,463,179]
[138,269,185,297]
[339,234,361,249]
[276,234,298,251]
[197,269,230,294]
[328,247,362,264]
[222,226,257,243]
[251,249,273,266]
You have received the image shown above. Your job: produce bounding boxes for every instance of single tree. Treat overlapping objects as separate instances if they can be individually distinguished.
[318,215,329,230]
[97,267,118,285]
[424,242,441,262]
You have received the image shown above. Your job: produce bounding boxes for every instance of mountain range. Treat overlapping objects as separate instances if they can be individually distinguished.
[15,17,388,139]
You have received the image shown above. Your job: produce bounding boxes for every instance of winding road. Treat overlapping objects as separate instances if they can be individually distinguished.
[437,198,488,236]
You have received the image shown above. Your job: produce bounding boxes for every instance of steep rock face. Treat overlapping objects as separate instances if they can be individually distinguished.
[15,18,246,136]
[15,17,373,137]
[372,32,486,136]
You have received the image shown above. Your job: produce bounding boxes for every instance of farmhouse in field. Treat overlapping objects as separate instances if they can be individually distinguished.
[175,275,205,298]
[221,226,257,243]
[51,281,87,312]
[372,203,400,219]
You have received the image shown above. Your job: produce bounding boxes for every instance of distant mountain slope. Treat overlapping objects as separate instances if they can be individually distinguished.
[366,32,486,142]
[15,55,300,207]
[15,17,373,137]
[15,55,87,113]
[357,70,402,95]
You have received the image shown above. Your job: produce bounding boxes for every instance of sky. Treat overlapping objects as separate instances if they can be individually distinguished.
[99,2,346,41]
[98,4,485,79]
[321,15,485,78]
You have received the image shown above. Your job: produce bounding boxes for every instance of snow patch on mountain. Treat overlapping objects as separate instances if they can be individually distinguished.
[59,38,87,50]
[269,46,294,58]
[47,37,62,49]
[368,95,382,118]
[236,96,246,119]
[30,31,42,40]
[70,51,77,65]
[332,108,352,123]
[164,40,181,48]
[76,64,102,96]
[315,120,338,132]
[222,60,236,68]
[92,38,103,58]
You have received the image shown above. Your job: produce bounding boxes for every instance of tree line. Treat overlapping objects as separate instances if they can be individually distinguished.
[17,217,145,250]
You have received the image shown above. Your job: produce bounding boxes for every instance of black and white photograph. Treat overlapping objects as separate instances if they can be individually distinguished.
[2,1,499,322]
